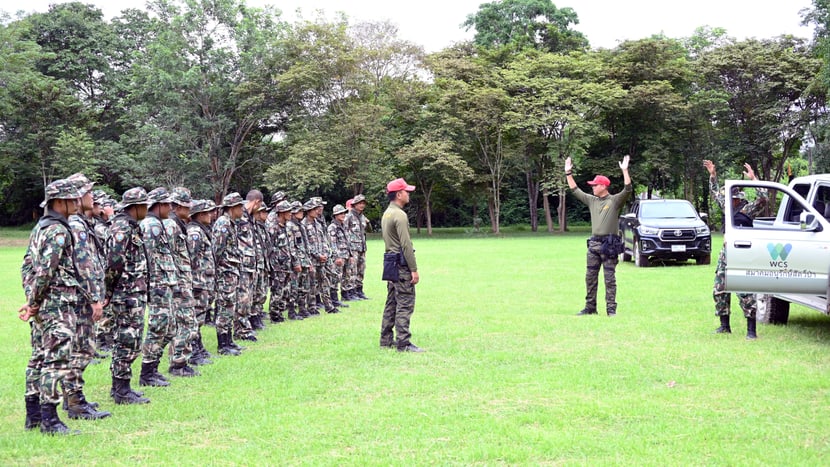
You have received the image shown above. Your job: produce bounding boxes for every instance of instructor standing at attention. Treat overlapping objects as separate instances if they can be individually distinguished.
[380,178,423,352]
[565,155,632,317]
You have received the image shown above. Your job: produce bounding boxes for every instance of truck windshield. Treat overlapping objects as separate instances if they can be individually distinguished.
[640,202,697,219]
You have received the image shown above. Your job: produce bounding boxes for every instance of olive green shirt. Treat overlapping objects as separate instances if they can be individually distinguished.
[571,184,633,236]
[381,202,417,272]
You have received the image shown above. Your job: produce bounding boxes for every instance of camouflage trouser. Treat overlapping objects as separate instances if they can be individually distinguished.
[342,254,357,293]
[327,259,342,294]
[713,248,756,318]
[215,270,239,335]
[290,267,310,313]
[63,303,96,396]
[355,251,366,289]
[235,270,254,337]
[142,285,175,365]
[26,294,77,404]
[94,302,115,346]
[110,294,146,380]
[310,262,334,311]
[381,266,416,349]
[585,238,619,313]
[170,287,199,366]
[253,266,268,317]
[268,270,290,319]
[193,288,212,326]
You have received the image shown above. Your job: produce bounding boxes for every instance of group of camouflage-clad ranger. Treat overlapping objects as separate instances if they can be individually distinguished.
[18,174,374,435]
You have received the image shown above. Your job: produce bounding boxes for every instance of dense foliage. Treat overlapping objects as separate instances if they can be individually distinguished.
[1,0,828,231]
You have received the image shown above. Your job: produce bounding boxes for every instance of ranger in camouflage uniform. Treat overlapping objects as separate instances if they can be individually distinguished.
[164,187,204,374]
[304,199,339,314]
[287,201,312,319]
[266,200,294,322]
[139,188,179,386]
[92,191,116,354]
[705,160,768,339]
[328,204,352,308]
[234,191,262,340]
[106,188,151,404]
[252,203,271,329]
[565,156,632,317]
[64,173,111,421]
[19,179,88,434]
[313,197,347,309]
[213,193,245,355]
[344,194,370,300]
[187,199,217,361]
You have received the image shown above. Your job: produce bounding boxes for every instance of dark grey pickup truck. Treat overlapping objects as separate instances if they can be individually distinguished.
[618,198,712,267]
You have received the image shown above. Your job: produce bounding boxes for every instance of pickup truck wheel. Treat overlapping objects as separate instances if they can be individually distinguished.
[696,254,711,265]
[765,296,790,325]
[634,239,649,267]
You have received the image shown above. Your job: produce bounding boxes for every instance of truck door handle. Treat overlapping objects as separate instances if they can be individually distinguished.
[734,241,752,248]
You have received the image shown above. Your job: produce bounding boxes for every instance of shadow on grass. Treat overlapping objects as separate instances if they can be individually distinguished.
[772,313,830,345]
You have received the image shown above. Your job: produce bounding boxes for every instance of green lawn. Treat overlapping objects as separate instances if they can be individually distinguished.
[1,232,829,465]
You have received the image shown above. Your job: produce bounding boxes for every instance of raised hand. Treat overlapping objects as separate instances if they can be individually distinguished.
[619,155,630,171]
[564,157,573,173]
[703,160,716,176]
[743,163,757,181]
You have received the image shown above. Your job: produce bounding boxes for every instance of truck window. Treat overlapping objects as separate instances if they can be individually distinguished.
[815,184,830,220]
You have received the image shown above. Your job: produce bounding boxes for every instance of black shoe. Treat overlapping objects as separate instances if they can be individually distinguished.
[397,343,425,353]
[326,307,340,314]
[607,310,617,316]
[380,340,396,349]
[140,361,171,387]
[356,286,369,300]
[746,318,757,340]
[714,315,731,334]
[112,378,150,405]
[576,308,598,316]
[25,396,41,430]
[169,364,200,377]
[189,354,214,365]
[66,392,111,420]
[40,403,79,435]
[239,334,258,342]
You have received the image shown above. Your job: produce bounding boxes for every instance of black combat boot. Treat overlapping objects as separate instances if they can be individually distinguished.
[169,362,200,377]
[66,392,111,420]
[714,315,731,334]
[356,286,369,300]
[40,402,79,435]
[287,303,302,320]
[217,333,242,356]
[251,314,265,330]
[341,289,355,301]
[140,361,171,387]
[576,308,598,316]
[25,395,41,430]
[746,317,758,340]
[331,290,348,308]
[112,377,150,405]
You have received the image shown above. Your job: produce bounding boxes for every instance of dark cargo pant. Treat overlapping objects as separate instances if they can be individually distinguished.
[381,266,416,349]
[585,238,619,314]
[110,294,146,380]
[141,285,175,365]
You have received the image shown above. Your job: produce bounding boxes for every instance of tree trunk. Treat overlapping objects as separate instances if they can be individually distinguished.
[488,198,499,234]
[425,192,433,236]
[542,190,554,233]
[526,171,539,232]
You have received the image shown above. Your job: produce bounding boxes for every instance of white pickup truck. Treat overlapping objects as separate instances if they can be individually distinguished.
[723,175,830,324]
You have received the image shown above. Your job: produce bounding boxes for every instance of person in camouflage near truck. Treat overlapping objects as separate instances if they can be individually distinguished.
[64,173,111,421]
[106,188,152,405]
[704,160,768,340]
[139,188,181,386]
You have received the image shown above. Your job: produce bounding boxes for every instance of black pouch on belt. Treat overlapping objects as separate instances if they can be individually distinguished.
[382,252,400,282]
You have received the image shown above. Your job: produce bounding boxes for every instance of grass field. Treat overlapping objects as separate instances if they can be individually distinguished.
[1,230,830,465]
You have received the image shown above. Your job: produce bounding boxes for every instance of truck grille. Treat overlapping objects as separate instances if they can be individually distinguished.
[658,229,696,241]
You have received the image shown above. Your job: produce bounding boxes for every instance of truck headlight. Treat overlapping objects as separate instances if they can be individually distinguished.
[638,225,659,235]
[695,225,710,235]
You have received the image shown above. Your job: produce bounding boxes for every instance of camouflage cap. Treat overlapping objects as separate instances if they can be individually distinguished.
[189,199,213,215]
[205,199,218,211]
[311,196,327,206]
[66,173,95,196]
[147,187,173,205]
[290,201,303,213]
[274,200,292,213]
[302,200,317,211]
[352,194,367,204]
[44,179,82,203]
[92,189,108,205]
[270,191,287,206]
[170,187,193,207]
[332,204,347,215]
[256,203,269,212]
[101,197,117,208]
[222,192,245,208]
[121,187,151,207]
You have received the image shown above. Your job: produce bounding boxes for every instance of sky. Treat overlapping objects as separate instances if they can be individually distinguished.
[8,0,817,52]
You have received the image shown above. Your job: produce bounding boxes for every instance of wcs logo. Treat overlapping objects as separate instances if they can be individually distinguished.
[767,243,792,268]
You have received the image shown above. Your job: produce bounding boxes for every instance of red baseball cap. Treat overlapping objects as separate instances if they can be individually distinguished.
[386,178,416,194]
[587,175,611,187]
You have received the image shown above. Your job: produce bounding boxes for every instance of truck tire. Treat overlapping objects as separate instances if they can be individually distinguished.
[620,246,632,262]
[766,296,790,325]
[634,239,649,267]
[696,254,711,265]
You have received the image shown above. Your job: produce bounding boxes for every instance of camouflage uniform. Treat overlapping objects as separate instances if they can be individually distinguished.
[187,201,216,329]
[710,175,768,319]
[328,205,352,304]
[286,202,312,318]
[213,193,244,353]
[303,201,337,313]
[106,190,150,398]
[140,190,178,380]
[92,193,116,351]
[235,209,258,338]
[252,207,270,325]
[164,188,200,373]
[343,195,369,298]
[266,201,292,322]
